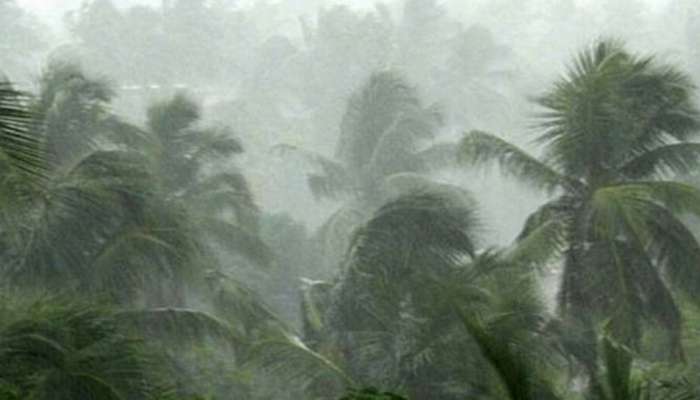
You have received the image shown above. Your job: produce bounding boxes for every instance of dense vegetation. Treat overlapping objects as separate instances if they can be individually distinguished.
[4,0,700,399]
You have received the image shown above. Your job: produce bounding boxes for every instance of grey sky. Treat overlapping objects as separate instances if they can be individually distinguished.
[16,0,672,25]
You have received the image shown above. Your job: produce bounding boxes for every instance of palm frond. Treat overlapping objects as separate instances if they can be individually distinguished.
[207,270,286,336]
[0,81,45,177]
[348,191,480,278]
[453,308,557,400]
[599,335,634,400]
[458,130,568,193]
[184,171,260,231]
[506,216,568,270]
[116,307,242,349]
[246,331,354,391]
[146,92,200,137]
[383,172,474,204]
[0,297,173,400]
[646,205,700,302]
[187,127,244,160]
[620,143,700,179]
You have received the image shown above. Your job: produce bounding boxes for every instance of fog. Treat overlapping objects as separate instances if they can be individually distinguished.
[2,0,700,399]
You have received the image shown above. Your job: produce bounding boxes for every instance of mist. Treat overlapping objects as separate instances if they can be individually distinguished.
[2,0,700,399]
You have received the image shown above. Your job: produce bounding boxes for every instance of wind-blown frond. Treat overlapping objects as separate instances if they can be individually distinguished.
[6,150,155,289]
[507,216,568,270]
[116,307,242,349]
[206,270,285,336]
[247,331,354,391]
[195,128,243,156]
[88,226,186,300]
[313,202,366,265]
[454,308,558,400]
[0,82,45,177]
[0,297,173,400]
[184,171,260,231]
[591,181,700,243]
[348,191,480,277]
[383,172,474,203]
[619,143,700,179]
[646,206,700,301]
[459,130,568,193]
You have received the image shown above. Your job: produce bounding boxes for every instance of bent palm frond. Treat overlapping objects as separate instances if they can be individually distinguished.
[619,143,700,179]
[247,331,354,391]
[459,130,568,193]
[0,82,45,177]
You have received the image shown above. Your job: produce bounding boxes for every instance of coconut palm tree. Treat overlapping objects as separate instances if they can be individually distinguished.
[458,39,700,361]
[0,66,201,307]
[278,71,453,265]
[143,93,271,269]
[0,65,270,309]
[264,190,559,400]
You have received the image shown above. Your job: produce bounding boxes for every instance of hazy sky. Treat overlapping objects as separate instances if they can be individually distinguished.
[16,0,671,25]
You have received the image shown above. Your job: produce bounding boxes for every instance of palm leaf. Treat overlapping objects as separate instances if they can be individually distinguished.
[458,130,568,193]
[619,143,700,179]
[247,331,354,391]
[116,307,242,349]
[0,82,45,177]
[453,308,557,400]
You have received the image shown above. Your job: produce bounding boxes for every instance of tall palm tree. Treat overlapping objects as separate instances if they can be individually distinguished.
[143,93,271,268]
[458,39,700,360]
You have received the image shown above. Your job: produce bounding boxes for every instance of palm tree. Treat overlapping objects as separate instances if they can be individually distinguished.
[274,190,559,400]
[458,39,700,361]
[278,71,451,265]
[0,295,175,400]
[0,65,272,311]
[0,68,299,399]
[0,66,201,307]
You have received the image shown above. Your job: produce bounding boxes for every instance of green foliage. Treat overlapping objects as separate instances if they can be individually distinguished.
[7,4,700,400]
[0,296,175,400]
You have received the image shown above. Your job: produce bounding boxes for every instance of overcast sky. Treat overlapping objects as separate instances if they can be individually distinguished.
[16,0,672,24]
